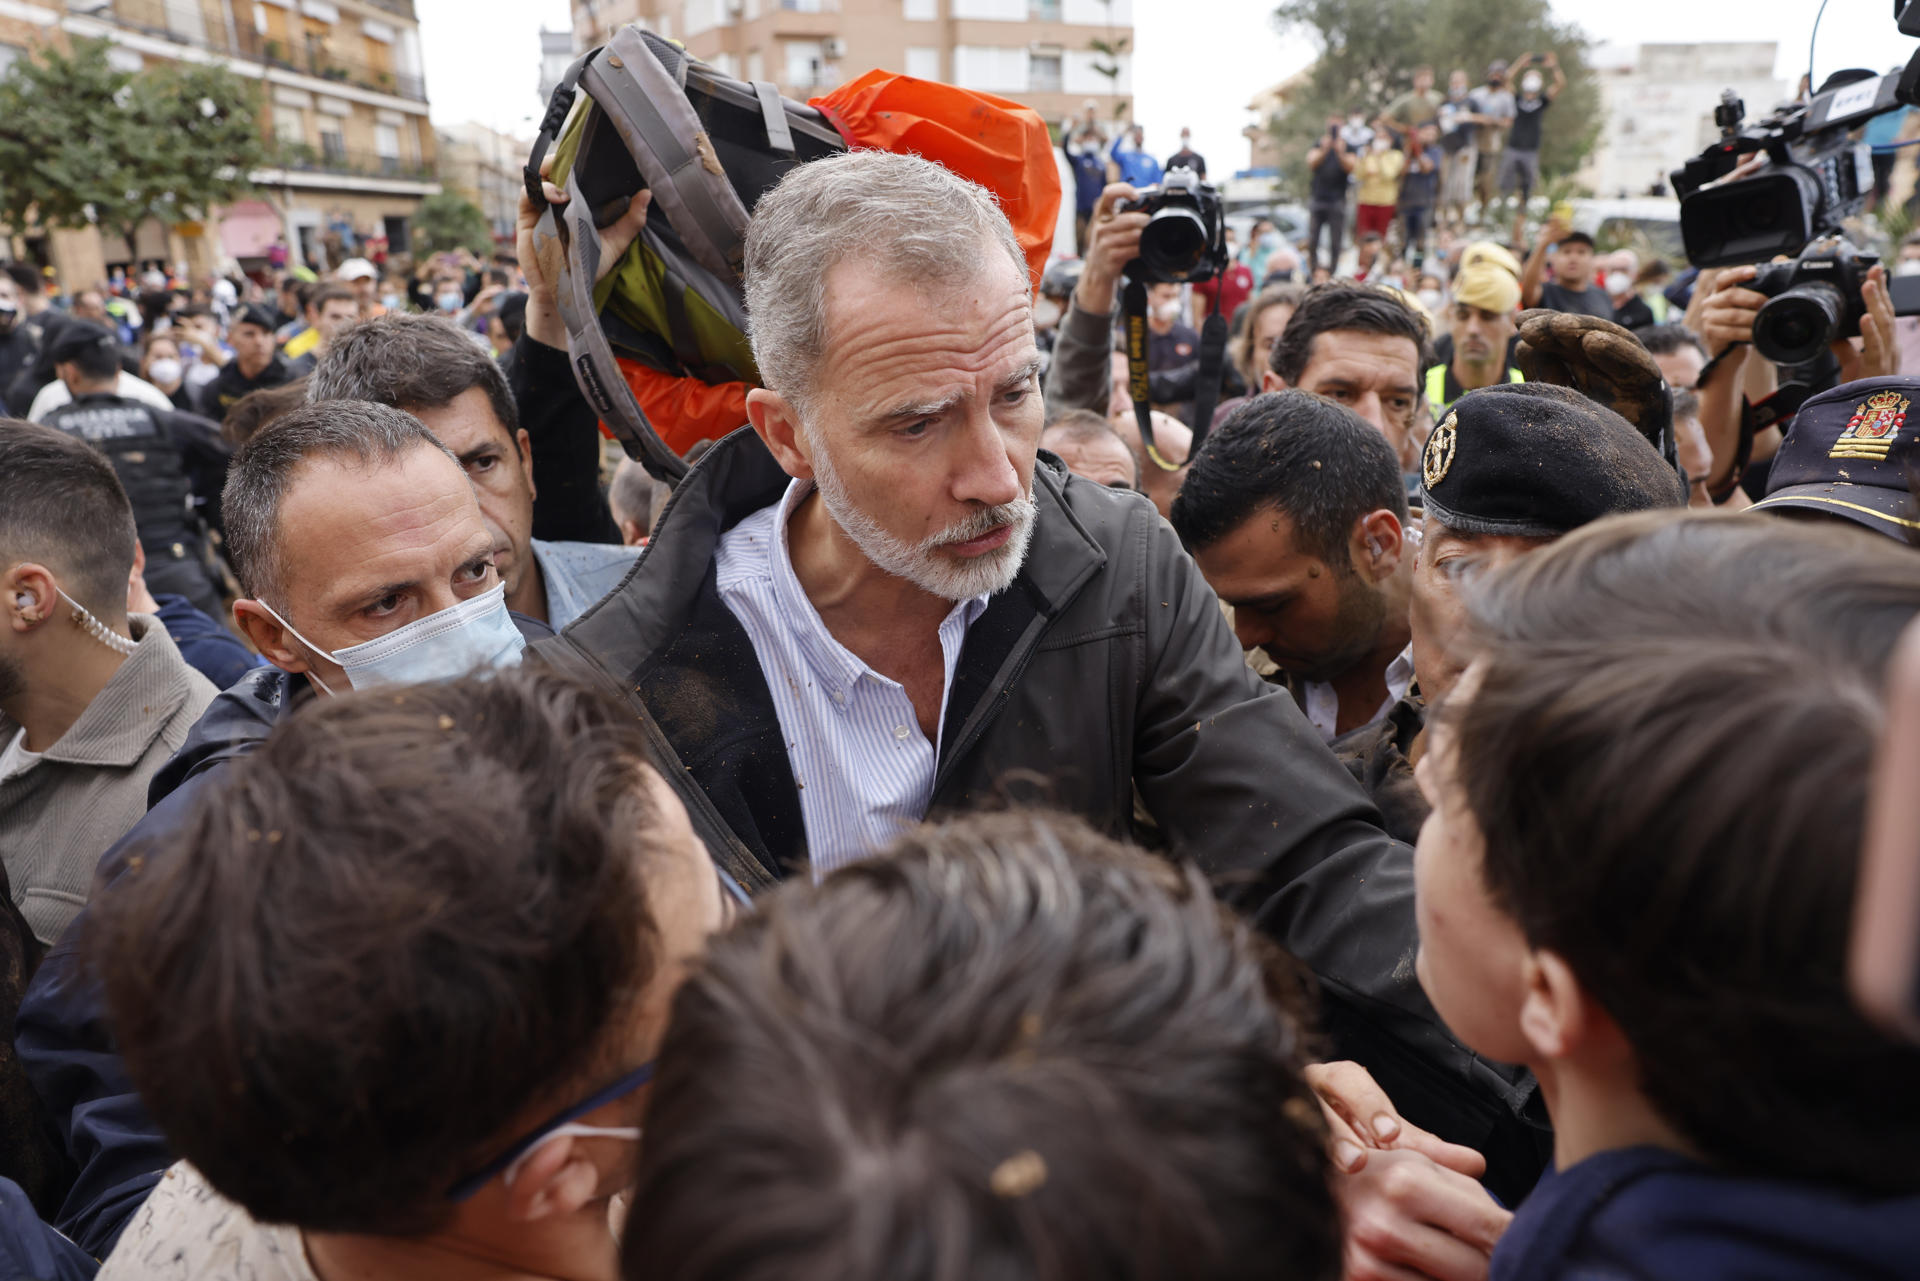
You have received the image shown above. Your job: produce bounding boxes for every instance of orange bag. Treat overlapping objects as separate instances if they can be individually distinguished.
[810,70,1062,291]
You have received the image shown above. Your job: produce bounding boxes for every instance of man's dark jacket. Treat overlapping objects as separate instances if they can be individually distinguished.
[535,429,1542,1198]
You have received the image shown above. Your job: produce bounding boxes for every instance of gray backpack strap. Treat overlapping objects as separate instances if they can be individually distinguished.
[751,80,795,155]
[532,171,689,483]
[579,23,750,283]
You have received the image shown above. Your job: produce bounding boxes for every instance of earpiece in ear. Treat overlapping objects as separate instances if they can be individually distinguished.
[1366,536,1385,558]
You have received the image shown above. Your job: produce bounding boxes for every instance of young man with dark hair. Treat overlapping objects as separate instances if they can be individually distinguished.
[308,313,638,629]
[0,422,215,944]
[92,667,730,1280]
[1416,511,1920,1279]
[1262,280,1430,473]
[281,284,359,376]
[1171,391,1413,741]
[621,811,1341,1281]
[1521,222,1612,318]
[40,321,232,616]
[199,303,295,418]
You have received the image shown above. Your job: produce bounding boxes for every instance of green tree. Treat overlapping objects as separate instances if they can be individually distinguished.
[412,191,495,257]
[1265,0,1601,207]
[0,38,274,256]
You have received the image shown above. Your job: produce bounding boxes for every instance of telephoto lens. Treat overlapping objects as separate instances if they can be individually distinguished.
[1139,205,1210,279]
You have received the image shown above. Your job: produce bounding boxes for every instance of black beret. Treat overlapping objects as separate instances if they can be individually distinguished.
[234,302,279,332]
[1419,381,1685,537]
[46,320,119,365]
[1752,376,1920,541]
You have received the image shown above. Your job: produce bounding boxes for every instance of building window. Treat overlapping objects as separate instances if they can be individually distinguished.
[1029,0,1060,18]
[746,49,764,82]
[0,44,24,77]
[905,46,940,81]
[784,40,823,90]
[904,0,936,16]
[273,104,307,144]
[384,215,410,255]
[1028,51,1061,92]
[374,122,402,174]
[952,0,1025,18]
[319,125,346,165]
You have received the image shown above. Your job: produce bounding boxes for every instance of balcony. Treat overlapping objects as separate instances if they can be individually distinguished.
[257,36,427,102]
[277,141,436,183]
[81,0,429,103]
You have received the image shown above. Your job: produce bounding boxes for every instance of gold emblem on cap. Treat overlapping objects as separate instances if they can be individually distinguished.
[1831,390,1907,460]
[1424,412,1458,489]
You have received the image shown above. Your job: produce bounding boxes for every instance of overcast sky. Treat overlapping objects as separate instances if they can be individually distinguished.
[415,0,1917,173]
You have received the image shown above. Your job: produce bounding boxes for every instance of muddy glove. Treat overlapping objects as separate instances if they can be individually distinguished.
[1514,308,1674,462]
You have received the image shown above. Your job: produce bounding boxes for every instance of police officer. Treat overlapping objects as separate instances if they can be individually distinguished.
[41,322,231,617]
[1334,381,1686,844]
[198,303,295,419]
[1752,374,1920,544]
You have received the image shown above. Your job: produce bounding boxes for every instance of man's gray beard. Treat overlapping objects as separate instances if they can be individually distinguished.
[805,429,1037,603]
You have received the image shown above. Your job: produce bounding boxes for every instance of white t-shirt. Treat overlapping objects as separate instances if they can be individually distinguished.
[98,1162,319,1281]
[0,728,40,782]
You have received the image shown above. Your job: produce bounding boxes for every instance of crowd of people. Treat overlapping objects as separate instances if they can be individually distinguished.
[0,80,1915,1281]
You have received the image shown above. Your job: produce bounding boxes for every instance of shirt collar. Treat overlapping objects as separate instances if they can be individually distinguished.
[766,480,989,707]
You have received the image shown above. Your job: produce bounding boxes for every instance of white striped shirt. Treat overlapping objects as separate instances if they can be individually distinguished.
[714,481,988,877]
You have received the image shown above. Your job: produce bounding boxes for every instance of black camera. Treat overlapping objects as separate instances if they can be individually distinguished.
[1118,166,1227,284]
[1748,236,1879,366]
[1669,74,1896,268]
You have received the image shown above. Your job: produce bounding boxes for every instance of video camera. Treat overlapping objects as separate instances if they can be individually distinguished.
[1117,167,1227,284]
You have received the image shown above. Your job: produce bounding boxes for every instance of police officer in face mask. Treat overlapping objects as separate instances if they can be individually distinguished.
[40,323,232,617]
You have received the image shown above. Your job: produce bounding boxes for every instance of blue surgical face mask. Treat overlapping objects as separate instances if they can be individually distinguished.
[436,290,465,313]
[257,582,524,692]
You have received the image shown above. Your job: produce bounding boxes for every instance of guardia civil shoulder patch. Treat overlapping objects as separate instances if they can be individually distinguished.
[1831,390,1907,461]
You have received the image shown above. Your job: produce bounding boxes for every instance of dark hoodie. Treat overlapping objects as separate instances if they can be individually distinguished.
[1492,1145,1920,1281]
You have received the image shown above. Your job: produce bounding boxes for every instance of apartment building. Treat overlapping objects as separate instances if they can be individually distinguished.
[0,0,438,288]
[569,0,1133,129]
[438,120,534,243]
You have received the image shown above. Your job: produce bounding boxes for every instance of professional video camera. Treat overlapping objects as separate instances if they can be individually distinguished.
[1116,166,1228,284]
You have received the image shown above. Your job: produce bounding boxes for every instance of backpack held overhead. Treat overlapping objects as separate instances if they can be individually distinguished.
[525,26,1061,482]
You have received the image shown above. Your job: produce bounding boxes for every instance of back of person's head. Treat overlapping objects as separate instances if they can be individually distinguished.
[221,399,453,602]
[1040,407,1138,488]
[220,376,310,448]
[0,421,136,617]
[621,811,1339,1281]
[88,667,667,1233]
[51,322,123,385]
[1270,280,1430,383]
[607,456,654,544]
[3,263,41,296]
[1450,510,1920,1194]
[1172,390,1407,560]
[307,311,519,440]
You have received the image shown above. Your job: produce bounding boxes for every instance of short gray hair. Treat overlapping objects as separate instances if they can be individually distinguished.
[306,313,521,447]
[743,150,1028,415]
[223,400,458,604]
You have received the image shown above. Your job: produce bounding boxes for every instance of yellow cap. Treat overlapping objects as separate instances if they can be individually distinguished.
[1453,263,1521,314]
[1458,240,1522,280]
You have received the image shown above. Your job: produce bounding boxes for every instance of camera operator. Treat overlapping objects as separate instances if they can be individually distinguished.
[1043,182,1148,421]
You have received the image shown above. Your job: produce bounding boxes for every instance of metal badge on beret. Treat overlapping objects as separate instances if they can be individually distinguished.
[1423,411,1457,490]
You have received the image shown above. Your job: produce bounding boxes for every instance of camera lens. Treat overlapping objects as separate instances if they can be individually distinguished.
[1139,206,1210,280]
[1753,282,1846,366]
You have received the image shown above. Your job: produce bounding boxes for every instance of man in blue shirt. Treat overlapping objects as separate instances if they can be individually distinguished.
[1108,124,1163,189]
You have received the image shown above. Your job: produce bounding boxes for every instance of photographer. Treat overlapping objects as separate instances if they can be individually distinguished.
[1307,116,1357,277]
[1042,182,1148,420]
[1690,260,1899,503]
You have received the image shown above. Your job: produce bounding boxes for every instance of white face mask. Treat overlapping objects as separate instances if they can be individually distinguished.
[257,582,524,694]
[436,290,464,313]
[1896,260,1920,277]
[1605,271,1634,297]
[1032,297,1062,330]
[1152,299,1183,324]
[1521,74,1544,95]
[146,357,183,385]
[1417,289,1446,313]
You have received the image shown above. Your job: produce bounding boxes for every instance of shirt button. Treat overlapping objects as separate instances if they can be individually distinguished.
[894,724,909,740]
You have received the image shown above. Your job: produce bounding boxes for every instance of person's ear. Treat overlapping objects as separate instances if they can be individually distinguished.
[1260,369,1287,393]
[1351,509,1406,581]
[514,428,537,498]
[499,1135,604,1224]
[1518,948,1591,1063]
[232,599,310,675]
[746,387,814,482]
[5,564,54,631]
